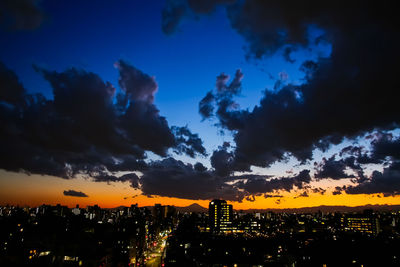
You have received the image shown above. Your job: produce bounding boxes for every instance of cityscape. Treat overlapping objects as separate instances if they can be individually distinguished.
[1,0,400,266]
[1,201,400,266]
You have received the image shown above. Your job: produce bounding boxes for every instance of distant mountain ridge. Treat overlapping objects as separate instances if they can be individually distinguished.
[139,203,208,213]
[240,204,400,213]
[135,203,400,213]
[175,203,208,213]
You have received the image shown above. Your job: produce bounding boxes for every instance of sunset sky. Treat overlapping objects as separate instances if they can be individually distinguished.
[1,0,400,209]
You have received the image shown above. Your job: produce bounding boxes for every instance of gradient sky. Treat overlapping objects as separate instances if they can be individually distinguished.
[1,0,400,209]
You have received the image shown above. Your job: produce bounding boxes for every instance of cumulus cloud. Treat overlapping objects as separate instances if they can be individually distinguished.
[140,157,245,201]
[190,0,400,175]
[344,162,400,197]
[314,155,356,180]
[2,61,315,201]
[63,190,88,197]
[172,126,207,158]
[92,173,140,189]
[198,91,215,120]
[210,142,235,177]
[3,0,400,202]
[115,60,158,104]
[199,69,247,130]
[164,2,400,194]
[329,133,400,196]
[161,0,187,35]
[234,169,311,195]
[0,61,205,181]
[138,157,314,202]
[369,133,400,162]
[161,0,235,34]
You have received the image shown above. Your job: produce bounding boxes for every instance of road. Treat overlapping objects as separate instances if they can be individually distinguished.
[145,232,168,267]
[145,252,161,267]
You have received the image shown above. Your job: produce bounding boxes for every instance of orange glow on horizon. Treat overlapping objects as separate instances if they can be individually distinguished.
[1,170,400,209]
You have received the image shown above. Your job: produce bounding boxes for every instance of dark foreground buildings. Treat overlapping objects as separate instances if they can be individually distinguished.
[163,200,400,267]
[1,202,400,266]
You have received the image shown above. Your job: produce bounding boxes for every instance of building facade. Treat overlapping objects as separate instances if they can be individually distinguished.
[209,199,233,233]
[341,214,380,235]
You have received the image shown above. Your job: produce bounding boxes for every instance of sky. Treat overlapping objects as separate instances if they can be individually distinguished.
[1,0,400,209]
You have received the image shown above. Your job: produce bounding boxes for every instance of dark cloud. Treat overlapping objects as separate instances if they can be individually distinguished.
[311,187,326,195]
[210,142,236,177]
[172,126,207,158]
[314,155,355,180]
[225,1,323,59]
[235,169,311,195]
[199,91,215,120]
[294,191,309,198]
[92,173,140,189]
[339,144,381,166]
[369,133,400,162]
[332,186,343,195]
[198,70,247,130]
[245,195,256,202]
[339,145,364,158]
[161,0,187,35]
[113,60,181,156]
[164,0,400,199]
[63,190,88,198]
[263,194,283,198]
[193,162,207,172]
[123,194,139,200]
[213,70,248,131]
[139,157,312,202]
[344,162,400,197]
[140,157,245,202]
[326,134,400,196]
[0,0,45,31]
[0,61,204,180]
[338,133,400,167]
[187,0,235,14]
[0,62,26,106]
[161,0,235,34]
[215,69,243,96]
[114,60,158,104]
[283,47,296,63]
[299,60,318,81]
[192,0,400,171]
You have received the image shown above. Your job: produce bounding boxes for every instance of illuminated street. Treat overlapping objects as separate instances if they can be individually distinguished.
[145,252,161,267]
[144,231,167,267]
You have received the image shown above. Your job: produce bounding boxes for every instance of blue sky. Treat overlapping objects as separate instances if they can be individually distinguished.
[1,0,399,207]
[0,0,330,165]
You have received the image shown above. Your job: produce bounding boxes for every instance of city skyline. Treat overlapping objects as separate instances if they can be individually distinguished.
[1,0,400,210]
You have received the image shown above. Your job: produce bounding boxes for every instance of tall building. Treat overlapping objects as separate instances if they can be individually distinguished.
[153,204,176,220]
[341,214,380,235]
[209,199,233,233]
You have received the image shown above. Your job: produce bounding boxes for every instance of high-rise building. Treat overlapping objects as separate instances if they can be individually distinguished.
[153,204,176,220]
[341,214,380,235]
[209,199,233,233]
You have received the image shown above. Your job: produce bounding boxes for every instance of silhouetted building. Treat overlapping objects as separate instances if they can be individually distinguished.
[341,214,380,235]
[153,204,176,220]
[209,199,232,233]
